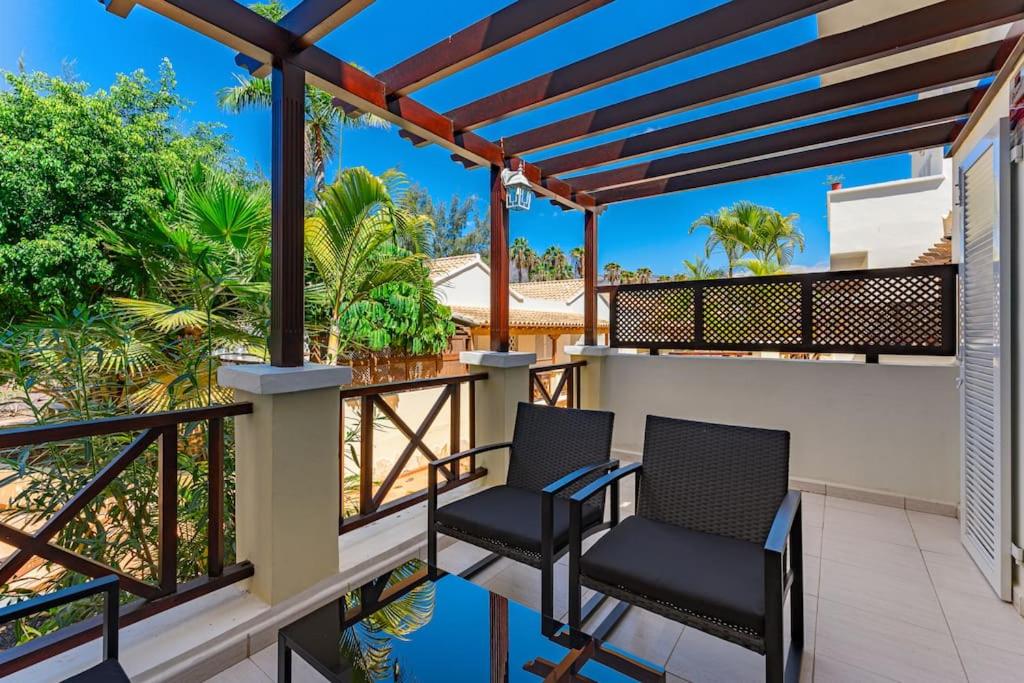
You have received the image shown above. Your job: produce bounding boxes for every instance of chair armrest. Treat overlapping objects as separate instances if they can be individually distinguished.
[0,575,120,661]
[764,490,802,555]
[542,460,620,497]
[569,462,642,506]
[428,442,512,471]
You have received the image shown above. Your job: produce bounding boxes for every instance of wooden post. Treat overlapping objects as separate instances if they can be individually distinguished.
[584,209,598,346]
[490,166,510,352]
[270,59,306,367]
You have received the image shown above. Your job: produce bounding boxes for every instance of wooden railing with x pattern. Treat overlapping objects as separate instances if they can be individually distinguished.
[339,373,488,533]
[529,361,586,409]
[0,403,254,675]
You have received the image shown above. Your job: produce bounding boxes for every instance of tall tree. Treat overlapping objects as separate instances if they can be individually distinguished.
[634,267,653,284]
[690,201,803,276]
[510,236,536,283]
[681,257,725,280]
[304,168,438,365]
[603,262,622,285]
[0,62,233,321]
[570,246,585,278]
[216,3,388,195]
[400,184,489,258]
[540,245,572,281]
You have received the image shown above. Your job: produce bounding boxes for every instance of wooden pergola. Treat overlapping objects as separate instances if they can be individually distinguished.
[101,0,1024,366]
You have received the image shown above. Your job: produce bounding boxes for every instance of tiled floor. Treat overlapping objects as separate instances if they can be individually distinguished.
[209,493,1024,682]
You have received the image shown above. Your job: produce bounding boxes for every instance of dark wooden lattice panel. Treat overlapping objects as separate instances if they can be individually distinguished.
[812,272,947,350]
[703,281,802,346]
[613,286,696,344]
[606,264,957,355]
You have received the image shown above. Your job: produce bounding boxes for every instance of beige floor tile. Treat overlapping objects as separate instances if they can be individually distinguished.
[815,598,965,682]
[955,636,1024,683]
[206,658,273,683]
[818,558,949,632]
[437,541,508,583]
[595,605,685,668]
[803,523,823,558]
[922,550,996,600]
[665,596,814,683]
[250,644,330,683]
[820,530,930,581]
[802,500,825,529]
[937,589,1024,656]
[813,654,897,682]
[823,506,918,547]
[908,511,965,556]
[802,553,820,597]
[801,491,826,507]
[826,495,909,520]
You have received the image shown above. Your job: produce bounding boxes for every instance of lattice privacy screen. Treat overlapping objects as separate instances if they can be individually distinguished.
[608,264,956,355]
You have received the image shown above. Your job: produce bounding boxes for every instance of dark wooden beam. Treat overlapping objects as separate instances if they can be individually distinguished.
[445,0,853,131]
[377,0,612,97]
[573,88,980,192]
[111,0,596,210]
[103,0,137,17]
[583,210,598,347]
[490,167,510,352]
[593,122,960,204]
[238,0,375,77]
[537,42,1005,176]
[270,60,306,367]
[501,0,1024,155]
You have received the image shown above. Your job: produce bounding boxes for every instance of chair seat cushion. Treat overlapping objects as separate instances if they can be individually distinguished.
[63,659,130,683]
[580,515,765,633]
[436,485,603,555]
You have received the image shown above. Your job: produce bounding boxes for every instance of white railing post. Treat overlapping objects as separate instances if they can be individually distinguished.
[218,364,351,604]
[565,345,617,411]
[460,351,536,486]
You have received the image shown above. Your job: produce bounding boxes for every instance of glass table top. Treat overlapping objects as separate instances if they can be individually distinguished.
[278,559,664,682]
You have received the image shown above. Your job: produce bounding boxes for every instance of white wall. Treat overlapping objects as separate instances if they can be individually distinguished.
[828,167,951,269]
[435,265,492,308]
[596,354,960,505]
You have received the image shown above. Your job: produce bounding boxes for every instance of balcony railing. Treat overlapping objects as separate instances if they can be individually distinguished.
[339,373,489,534]
[601,264,957,356]
[529,361,586,408]
[0,403,254,675]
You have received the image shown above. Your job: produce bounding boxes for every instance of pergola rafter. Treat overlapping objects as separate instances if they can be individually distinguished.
[101,0,1024,360]
[590,122,962,204]
[570,88,982,193]
[535,41,1007,176]
[444,0,854,132]
[377,0,613,97]
[498,0,1024,155]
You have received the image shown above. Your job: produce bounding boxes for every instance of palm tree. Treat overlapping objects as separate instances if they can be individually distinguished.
[510,237,535,283]
[750,209,804,266]
[570,246,585,278]
[541,246,571,280]
[740,256,787,276]
[620,270,636,284]
[689,208,751,277]
[304,167,435,365]
[634,267,653,284]
[681,257,725,281]
[603,262,622,285]
[218,6,389,195]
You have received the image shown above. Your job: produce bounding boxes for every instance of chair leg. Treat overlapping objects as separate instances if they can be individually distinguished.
[765,552,785,683]
[790,506,805,649]
[278,635,292,683]
[541,561,554,619]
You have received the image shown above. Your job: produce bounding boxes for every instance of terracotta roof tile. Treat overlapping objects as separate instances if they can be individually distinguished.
[429,254,482,280]
[450,305,607,331]
[913,240,952,266]
[510,279,584,302]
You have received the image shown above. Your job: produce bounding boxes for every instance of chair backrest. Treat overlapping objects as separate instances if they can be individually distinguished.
[506,402,614,505]
[637,416,789,544]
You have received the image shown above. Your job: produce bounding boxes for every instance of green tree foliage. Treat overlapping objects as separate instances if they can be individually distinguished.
[0,62,234,320]
[400,183,489,259]
[689,201,804,277]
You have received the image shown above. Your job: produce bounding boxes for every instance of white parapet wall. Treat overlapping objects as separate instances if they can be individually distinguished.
[596,354,959,507]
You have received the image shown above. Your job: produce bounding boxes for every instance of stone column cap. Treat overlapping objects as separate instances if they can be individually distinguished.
[565,345,619,357]
[218,363,353,395]
[460,351,537,368]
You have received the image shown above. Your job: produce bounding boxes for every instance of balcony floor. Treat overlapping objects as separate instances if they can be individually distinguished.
[211,493,1024,682]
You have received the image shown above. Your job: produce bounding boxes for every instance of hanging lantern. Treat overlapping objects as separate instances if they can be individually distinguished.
[500,165,534,212]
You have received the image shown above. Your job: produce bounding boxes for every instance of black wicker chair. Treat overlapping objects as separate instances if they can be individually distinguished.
[0,575,128,682]
[567,416,803,683]
[427,402,618,618]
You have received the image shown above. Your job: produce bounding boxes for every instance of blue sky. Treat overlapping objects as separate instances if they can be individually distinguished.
[1,1,913,276]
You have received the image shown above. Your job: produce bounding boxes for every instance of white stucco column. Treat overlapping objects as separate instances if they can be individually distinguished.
[460,351,536,485]
[218,363,351,605]
[566,345,618,411]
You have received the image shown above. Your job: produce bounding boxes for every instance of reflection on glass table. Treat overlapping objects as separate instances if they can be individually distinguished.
[277,559,664,682]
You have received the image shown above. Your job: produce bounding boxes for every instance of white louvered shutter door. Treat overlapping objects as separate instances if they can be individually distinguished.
[959,125,1012,601]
